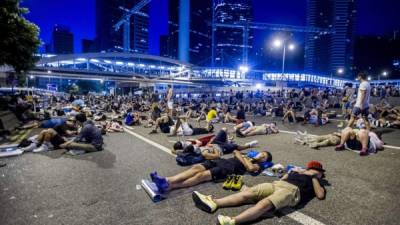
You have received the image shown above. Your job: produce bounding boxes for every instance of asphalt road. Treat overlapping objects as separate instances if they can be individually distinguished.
[1,117,400,225]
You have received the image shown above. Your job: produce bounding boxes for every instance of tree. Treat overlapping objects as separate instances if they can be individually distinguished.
[0,0,40,86]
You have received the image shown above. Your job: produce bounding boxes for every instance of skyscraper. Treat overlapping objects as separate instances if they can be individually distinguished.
[95,0,149,53]
[213,0,253,67]
[51,25,74,54]
[160,0,212,65]
[330,0,357,77]
[81,39,96,53]
[305,0,357,78]
[304,0,333,75]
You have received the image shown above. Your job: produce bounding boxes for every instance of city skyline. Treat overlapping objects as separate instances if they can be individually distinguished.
[23,0,400,54]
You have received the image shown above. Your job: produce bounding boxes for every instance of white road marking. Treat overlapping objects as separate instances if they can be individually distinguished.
[282,209,326,225]
[123,126,327,225]
[123,127,175,157]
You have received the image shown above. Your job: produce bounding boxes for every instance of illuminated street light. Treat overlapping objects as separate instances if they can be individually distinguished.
[337,68,344,74]
[47,70,52,74]
[382,71,388,76]
[367,76,371,81]
[288,44,295,51]
[239,65,249,73]
[255,83,262,89]
[29,75,34,79]
[273,39,282,48]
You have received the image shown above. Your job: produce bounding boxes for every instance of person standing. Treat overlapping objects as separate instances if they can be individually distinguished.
[166,85,174,117]
[347,72,371,130]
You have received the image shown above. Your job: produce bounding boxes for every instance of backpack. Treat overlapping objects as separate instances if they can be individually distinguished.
[124,113,134,126]
[176,152,204,166]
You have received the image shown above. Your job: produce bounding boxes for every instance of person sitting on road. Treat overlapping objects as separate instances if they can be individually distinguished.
[192,160,326,225]
[59,113,104,153]
[150,150,272,193]
[148,114,175,134]
[335,127,384,156]
[236,122,279,137]
[169,116,214,137]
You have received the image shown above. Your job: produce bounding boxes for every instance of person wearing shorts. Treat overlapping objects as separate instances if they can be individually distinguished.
[191,160,326,225]
[149,115,174,134]
[168,116,214,136]
[335,127,383,156]
[149,150,272,193]
[347,72,371,130]
[209,129,258,154]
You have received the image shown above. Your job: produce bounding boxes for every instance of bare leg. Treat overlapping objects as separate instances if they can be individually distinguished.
[214,189,255,208]
[347,114,356,128]
[233,198,274,224]
[358,130,369,149]
[167,164,206,184]
[339,127,353,145]
[169,170,212,190]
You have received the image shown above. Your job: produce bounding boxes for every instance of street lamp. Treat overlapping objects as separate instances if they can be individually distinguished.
[271,38,295,82]
[337,68,344,74]
[378,71,388,81]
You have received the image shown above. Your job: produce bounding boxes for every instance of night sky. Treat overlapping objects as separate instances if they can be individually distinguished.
[21,0,400,54]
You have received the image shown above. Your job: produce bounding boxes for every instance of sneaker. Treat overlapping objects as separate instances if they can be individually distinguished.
[294,138,305,145]
[335,144,345,151]
[65,149,86,156]
[20,142,37,152]
[149,171,169,193]
[245,140,258,148]
[222,175,234,190]
[359,148,369,156]
[217,215,235,225]
[337,122,344,128]
[230,175,243,191]
[192,191,218,213]
[33,142,52,153]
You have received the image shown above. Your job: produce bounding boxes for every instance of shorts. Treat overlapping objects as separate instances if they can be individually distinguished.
[218,143,238,154]
[201,159,235,181]
[345,137,370,151]
[352,107,369,118]
[160,123,170,133]
[167,101,174,110]
[50,134,66,149]
[250,181,300,210]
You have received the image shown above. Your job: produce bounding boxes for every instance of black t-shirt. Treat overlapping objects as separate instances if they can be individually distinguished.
[54,124,68,136]
[216,158,246,175]
[286,172,318,202]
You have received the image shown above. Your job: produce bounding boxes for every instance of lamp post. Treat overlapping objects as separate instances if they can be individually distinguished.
[272,38,295,82]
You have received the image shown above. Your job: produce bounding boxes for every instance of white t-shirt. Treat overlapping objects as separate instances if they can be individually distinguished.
[355,81,371,109]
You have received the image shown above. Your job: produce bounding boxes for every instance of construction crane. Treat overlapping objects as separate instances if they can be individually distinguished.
[114,0,151,52]
[211,21,333,66]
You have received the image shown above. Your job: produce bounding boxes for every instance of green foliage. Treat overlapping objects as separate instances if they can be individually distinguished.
[0,0,41,85]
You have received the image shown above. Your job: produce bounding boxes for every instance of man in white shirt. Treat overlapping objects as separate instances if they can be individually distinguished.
[347,72,371,130]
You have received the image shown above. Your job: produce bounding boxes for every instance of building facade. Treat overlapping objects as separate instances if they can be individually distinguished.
[305,0,356,78]
[95,0,149,53]
[213,0,253,68]
[160,0,212,66]
[51,25,74,54]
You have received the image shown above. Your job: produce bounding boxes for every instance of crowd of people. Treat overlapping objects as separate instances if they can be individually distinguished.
[0,72,399,224]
